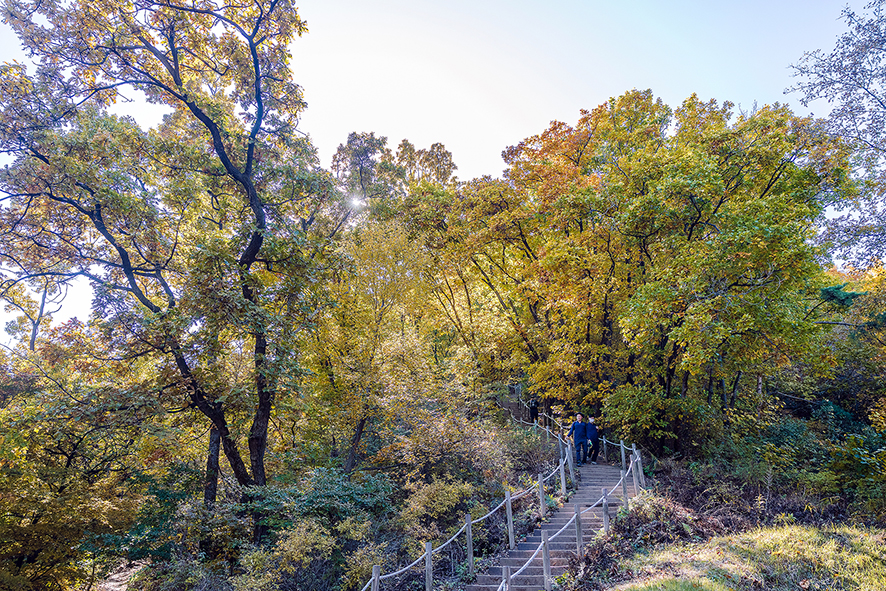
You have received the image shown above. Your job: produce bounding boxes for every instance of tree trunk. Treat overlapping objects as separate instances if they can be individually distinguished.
[344,416,368,474]
[756,375,765,420]
[204,425,221,509]
[199,425,222,557]
[729,372,742,408]
[664,343,679,398]
[706,364,714,405]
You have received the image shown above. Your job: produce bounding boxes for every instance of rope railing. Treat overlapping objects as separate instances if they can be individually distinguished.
[494,443,645,591]
[361,396,649,591]
[362,411,574,591]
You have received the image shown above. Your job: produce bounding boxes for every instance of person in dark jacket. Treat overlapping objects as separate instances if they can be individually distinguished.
[529,397,539,423]
[587,416,600,464]
[567,413,588,466]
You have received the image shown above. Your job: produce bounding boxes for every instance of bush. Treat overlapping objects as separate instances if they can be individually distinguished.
[603,385,723,456]
[398,478,474,554]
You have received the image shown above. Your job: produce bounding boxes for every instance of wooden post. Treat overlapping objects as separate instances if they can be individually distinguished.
[465,513,474,577]
[633,444,646,488]
[538,472,546,518]
[542,530,552,591]
[603,437,608,462]
[559,460,567,497]
[574,502,583,555]
[621,467,629,505]
[425,541,432,591]
[505,489,515,549]
[449,541,455,577]
[566,440,575,485]
[371,565,380,591]
[602,488,610,534]
[632,453,641,495]
[502,565,511,591]
[620,439,627,468]
[558,435,564,460]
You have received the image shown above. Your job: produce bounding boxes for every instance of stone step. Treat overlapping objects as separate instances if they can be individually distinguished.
[475,573,554,586]
[498,556,570,567]
[465,463,629,591]
[514,541,586,551]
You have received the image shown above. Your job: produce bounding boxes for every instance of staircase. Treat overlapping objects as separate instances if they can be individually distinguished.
[465,461,627,591]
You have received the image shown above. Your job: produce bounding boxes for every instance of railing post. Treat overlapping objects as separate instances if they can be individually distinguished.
[558,435,564,461]
[574,502,583,555]
[566,440,575,485]
[542,529,552,591]
[632,453,641,495]
[425,541,432,591]
[371,565,380,591]
[505,489,515,549]
[502,565,511,591]
[538,472,546,518]
[559,460,567,497]
[621,467,629,505]
[603,437,608,462]
[465,513,474,578]
[602,488,610,534]
[620,439,627,468]
[633,444,646,488]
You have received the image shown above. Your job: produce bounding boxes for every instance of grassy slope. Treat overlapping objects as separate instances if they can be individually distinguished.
[606,524,886,591]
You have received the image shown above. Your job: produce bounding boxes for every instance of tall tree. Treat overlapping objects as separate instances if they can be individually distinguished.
[0,0,339,538]
[790,0,886,267]
[399,90,852,449]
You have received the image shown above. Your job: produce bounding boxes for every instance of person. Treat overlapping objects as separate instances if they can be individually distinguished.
[587,416,600,464]
[529,397,539,423]
[567,412,588,466]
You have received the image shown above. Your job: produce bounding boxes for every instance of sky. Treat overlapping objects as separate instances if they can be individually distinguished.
[0,0,868,329]
[283,0,864,179]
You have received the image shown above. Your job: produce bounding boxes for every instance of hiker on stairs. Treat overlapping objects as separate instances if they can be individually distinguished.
[587,416,600,464]
[567,412,588,466]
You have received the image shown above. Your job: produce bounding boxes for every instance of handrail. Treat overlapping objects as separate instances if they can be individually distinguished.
[360,388,648,591]
[494,447,644,591]
[506,398,566,432]
[362,407,572,591]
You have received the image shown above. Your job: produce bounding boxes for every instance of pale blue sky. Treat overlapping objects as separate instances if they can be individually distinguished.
[285,0,863,178]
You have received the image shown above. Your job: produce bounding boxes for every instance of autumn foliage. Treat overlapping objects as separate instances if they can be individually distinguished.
[0,0,884,588]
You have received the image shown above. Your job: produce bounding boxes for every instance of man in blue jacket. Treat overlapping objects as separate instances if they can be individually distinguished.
[567,413,588,466]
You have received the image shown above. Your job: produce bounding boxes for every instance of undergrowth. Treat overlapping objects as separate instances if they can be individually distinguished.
[563,492,886,591]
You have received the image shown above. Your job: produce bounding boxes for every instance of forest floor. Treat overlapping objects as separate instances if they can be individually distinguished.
[98,561,146,591]
[561,459,886,591]
[595,523,886,591]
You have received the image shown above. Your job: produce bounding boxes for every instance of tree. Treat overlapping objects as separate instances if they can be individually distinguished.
[0,325,149,590]
[399,90,853,451]
[306,219,432,474]
[332,131,402,206]
[0,0,341,539]
[1,277,68,351]
[790,0,886,267]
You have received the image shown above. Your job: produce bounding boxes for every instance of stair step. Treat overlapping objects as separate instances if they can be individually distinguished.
[465,463,629,591]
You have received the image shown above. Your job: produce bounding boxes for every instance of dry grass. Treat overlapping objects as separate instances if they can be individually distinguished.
[607,524,886,591]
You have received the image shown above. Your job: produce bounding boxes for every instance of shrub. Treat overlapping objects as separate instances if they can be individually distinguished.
[603,385,723,456]
[398,478,475,554]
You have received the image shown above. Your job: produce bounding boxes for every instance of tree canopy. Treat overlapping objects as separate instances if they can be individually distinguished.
[790,0,886,267]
